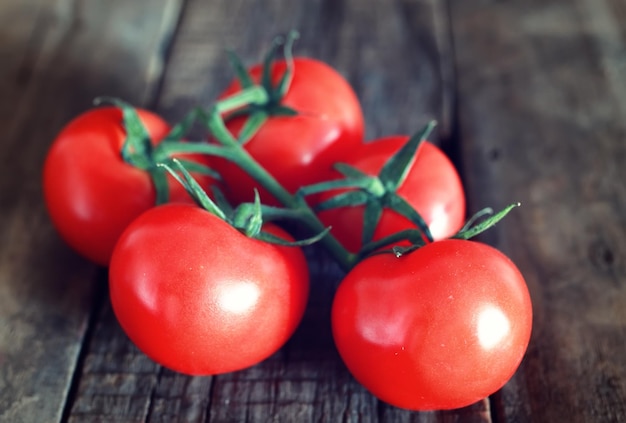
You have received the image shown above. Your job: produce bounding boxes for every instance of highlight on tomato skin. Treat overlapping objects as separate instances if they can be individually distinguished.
[108,203,310,376]
[330,239,533,411]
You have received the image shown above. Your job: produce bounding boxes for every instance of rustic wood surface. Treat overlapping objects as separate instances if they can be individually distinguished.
[1,0,624,422]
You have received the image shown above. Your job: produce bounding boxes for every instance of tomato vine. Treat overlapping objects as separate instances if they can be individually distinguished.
[42,31,532,410]
[89,32,519,271]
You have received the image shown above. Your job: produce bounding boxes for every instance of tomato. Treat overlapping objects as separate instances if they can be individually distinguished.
[214,57,364,206]
[109,203,310,375]
[317,136,466,253]
[42,106,212,266]
[331,239,532,410]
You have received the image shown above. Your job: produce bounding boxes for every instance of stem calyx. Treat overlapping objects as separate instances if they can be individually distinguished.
[297,121,438,251]
[389,203,522,258]
[224,30,300,144]
[159,159,327,248]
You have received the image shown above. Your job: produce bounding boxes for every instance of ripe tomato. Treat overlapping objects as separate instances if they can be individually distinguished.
[42,106,212,266]
[214,57,364,206]
[109,204,310,375]
[331,239,532,410]
[317,136,466,253]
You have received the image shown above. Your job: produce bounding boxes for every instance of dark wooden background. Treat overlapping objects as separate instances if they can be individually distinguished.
[1,0,625,422]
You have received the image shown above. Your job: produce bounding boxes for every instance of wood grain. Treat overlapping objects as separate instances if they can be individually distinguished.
[0,1,183,422]
[2,0,625,421]
[156,0,453,140]
[449,0,626,421]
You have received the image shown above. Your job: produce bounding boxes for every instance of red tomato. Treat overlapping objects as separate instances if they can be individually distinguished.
[214,57,364,206]
[331,239,532,410]
[42,107,212,266]
[109,204,310,375]
[317,136,466,253]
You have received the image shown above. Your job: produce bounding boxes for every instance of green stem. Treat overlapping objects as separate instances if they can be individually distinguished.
[156,141,230,160]
[145,71,359,270]
[207,107,357,268]
[358,229,426,258]
[214,85,269,114]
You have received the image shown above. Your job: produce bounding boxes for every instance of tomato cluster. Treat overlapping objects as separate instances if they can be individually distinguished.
[42,37,532,411]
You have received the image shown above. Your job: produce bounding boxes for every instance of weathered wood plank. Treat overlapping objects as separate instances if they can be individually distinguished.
[66,0,495,422]
[12,0,624,421]
[156,0,453,140]
[449,0,626,421]
[0,1,183,422]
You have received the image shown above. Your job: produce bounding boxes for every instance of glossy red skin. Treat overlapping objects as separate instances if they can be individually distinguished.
[332,239,532,410]
[109,204,310,376]
[42,107,212,266]
[317,136,466,253]
[214,57,365,206]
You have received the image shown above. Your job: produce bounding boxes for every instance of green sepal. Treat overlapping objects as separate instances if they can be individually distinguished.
[261,35,284,96]
[238,111,268,144]
[226,30,299,114]
[452,203,521,240]
[157,159,226,220]
[296,122,439,250]
[255,226,330,247]
[94,96,154,169]
[389,203,521,258]
[232,190,329,247]
[219,31,300,150]
[458,207,494,233]
[334,163,371,180]
[296,175,369,199]
[260,30,299,98]
[314,190,369,212]
[383,194,433,242]
[169,158,221,179]
[232,190,264,237]
[94,96,184,207]
[297,163,382,202]
[379,120,436,191]
[210,185,235,218]
[270,105,298,117]
[274,30,299,98]
[155,142,330,249]
[227,49,255,89]
[362,198,383,245]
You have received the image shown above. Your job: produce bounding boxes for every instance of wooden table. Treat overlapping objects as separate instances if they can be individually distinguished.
[2,1,625,422]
